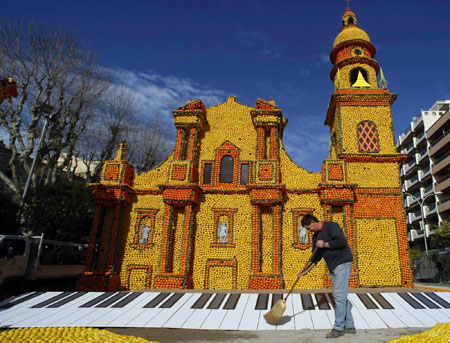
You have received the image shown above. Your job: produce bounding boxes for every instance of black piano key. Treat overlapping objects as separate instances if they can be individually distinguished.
[160,293,184,308]
[223,294,240,310]
[31,292,73,308]
[314,293,331,310]
[96,292,129,308]
[255,294,269,310]
[272,294,283,308]
[424,292,450,309]
[0,292,44,309]
[301,294,315,310]
[411,293,440,309]
[79,292,115,308]
[143,293,171,308]
[112,292,143,308]
[191,293,213,309]
[208,294,227,309]
[47,292,85,308]
[398,293,425,309]
[357,293,378,309]
[371,293,394,309]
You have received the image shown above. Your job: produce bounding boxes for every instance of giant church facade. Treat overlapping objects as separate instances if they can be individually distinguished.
[78,9,412,291]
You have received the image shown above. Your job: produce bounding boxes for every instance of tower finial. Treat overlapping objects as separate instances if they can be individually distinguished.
[345,0,352,11]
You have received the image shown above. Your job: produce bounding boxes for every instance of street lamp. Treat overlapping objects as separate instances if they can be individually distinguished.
[18,103,55,218]
[404,191,442,255]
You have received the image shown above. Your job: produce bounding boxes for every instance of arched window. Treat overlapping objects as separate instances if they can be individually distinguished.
[219,155,234,183]
[357,121,379,152]
[350,67,369,85]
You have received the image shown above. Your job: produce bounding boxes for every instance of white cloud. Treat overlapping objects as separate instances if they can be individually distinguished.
[106,67,228,127]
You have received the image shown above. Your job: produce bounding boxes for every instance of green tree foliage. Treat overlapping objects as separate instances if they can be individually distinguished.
[431,221,450,248]
[409,248,424,261]
[21,180,93,243]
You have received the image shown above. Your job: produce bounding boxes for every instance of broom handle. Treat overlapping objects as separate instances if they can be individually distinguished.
[284,247,318,302]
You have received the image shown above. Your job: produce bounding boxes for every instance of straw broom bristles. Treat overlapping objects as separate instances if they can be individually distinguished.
[264,247,318,324]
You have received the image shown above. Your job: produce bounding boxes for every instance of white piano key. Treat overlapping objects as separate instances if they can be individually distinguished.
[219,293,250,330]
[163,293,203,328]
[106,292,159,327]
[123,293,167,327]
[291,293,313,330]
[201,296,233,330]
[237,294,262,330]
[22,293,98,327]
[436,292,450,304]
[411,293,450,323]
[365,293,406,329]
[393,293,439,327]
[145,293,193,327]
[324,294,336,326]
[348,294,386,329]
[182,294,216,329]
[0,292,55,324]
[57,292,136,327]
[0,292,69,327]
[382,293,429,327]
[309,294,332,330]
[275,294,295,330]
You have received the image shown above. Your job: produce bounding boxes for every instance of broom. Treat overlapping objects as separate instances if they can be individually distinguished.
[264,247,318,325]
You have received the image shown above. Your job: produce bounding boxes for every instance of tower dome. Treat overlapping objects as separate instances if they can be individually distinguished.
[330,9,379,89]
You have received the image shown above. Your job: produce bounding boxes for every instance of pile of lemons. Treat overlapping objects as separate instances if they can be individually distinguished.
[387,323,450,343]
[0,327,158,343]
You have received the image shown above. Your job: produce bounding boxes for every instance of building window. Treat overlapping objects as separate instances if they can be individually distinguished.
[203,163,212,185]
[357,121,380,152]
[219,155,234,183]
[240,164,249,185]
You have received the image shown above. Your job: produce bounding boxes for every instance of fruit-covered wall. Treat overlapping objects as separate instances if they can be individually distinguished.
[78,9,412,291]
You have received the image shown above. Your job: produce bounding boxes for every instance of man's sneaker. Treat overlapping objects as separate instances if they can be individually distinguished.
[345,327,356,334]
[326,329,345,338]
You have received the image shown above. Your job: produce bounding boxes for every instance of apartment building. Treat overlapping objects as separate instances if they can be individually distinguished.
[396,100,450,250]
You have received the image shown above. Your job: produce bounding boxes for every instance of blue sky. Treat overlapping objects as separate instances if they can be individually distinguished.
[2,0,450,171]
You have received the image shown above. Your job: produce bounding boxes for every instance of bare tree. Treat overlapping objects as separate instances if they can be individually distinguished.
[0,21,110,196]
[126,118,172,173]
[74,87,138,181]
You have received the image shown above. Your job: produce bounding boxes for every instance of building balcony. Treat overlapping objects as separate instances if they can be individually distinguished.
[408,229,424,242]
[412,115,423,130]
[438,197,450,215]
[417,148,429,163]
[405,175,420,190]
[436,174,450,193]
[424,202,437,217]
[404,160,419,176]
[408,210,422,223]
[429,134,450,157]
[432,151,450,175]
[418,166,431,182]
[398,126,413,146]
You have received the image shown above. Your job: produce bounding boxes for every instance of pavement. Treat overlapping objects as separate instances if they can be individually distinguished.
[106,327,428,343]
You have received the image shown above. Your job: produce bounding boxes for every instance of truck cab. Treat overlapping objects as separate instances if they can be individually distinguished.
[0,235,87,299]
[0,235,30,298]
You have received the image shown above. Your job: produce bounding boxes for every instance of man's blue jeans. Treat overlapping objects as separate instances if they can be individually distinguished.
[330,261,354,331]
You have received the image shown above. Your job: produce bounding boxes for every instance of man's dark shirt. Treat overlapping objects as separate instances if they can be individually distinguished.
[310,221,353,271]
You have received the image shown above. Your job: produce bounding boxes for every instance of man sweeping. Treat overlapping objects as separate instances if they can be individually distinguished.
[299,214,356,339]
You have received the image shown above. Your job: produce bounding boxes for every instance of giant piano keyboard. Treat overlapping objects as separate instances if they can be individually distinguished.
[1,291,450,330]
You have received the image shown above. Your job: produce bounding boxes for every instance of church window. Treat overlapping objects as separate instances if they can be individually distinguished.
[203,163,212,185]
[350,67,369,85]
[219,155,234,183]
[357,121,380,152]
[240,163,249,185]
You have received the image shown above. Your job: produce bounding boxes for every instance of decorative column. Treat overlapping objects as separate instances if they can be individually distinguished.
[154,99,207,289]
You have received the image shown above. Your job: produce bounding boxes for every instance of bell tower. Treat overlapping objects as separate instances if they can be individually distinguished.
[321,7,411,288]
[326,8,398,160]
